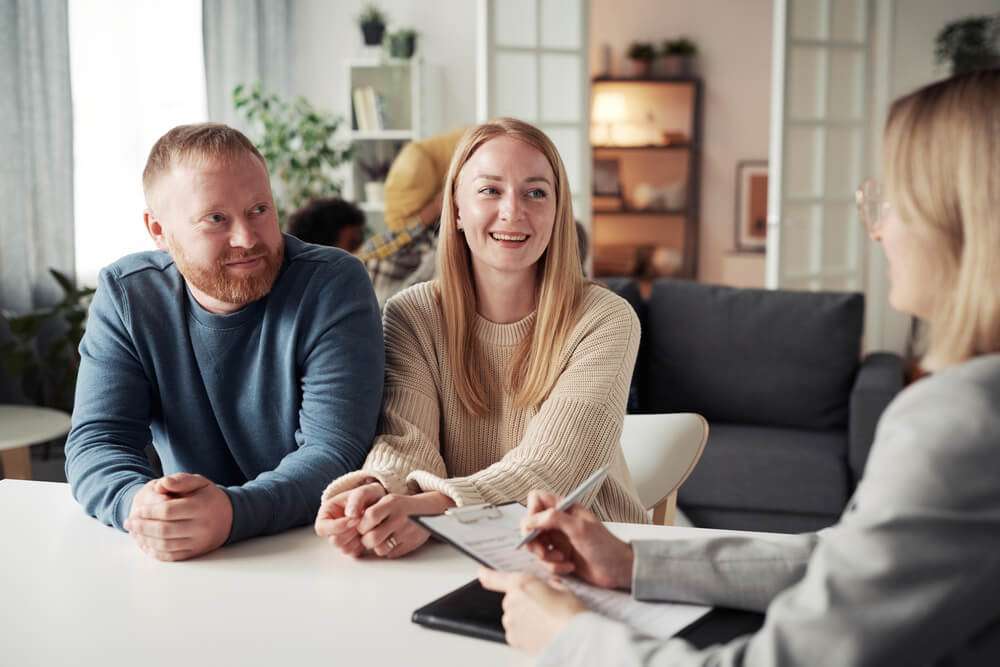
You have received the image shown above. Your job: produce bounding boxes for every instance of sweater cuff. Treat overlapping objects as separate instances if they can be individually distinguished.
[406,470,485,507]
[322,469,411,502]
[113,481,148,531]
[223,484,265,544]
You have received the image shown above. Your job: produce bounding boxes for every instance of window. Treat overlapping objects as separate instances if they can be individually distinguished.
[69,0,207,284]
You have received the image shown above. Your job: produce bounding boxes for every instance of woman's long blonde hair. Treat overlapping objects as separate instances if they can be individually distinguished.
[883,69,1000,369]
[436,118,585,415]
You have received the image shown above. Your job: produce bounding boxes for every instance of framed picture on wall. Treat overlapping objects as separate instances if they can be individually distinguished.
[734,160,769,253]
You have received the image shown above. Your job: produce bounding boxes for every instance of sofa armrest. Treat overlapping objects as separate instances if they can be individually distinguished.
[848,352,904,483]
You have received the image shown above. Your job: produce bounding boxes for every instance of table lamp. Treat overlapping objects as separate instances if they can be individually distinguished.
[591,91,626,146]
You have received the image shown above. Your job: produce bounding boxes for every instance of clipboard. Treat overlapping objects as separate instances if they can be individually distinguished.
[409,502,714,644]
[412,579,764,648]
[410,502,522,644]
[412,502,524,569]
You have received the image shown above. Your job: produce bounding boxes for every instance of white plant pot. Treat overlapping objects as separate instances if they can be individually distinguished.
[365,181,385,204]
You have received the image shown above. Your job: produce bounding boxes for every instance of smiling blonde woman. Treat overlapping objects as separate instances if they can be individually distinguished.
[315,118,647,559]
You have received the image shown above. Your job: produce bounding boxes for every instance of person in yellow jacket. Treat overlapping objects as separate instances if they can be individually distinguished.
[357,127,468,306]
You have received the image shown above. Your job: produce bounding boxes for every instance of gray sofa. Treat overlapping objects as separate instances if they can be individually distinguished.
[606,278,905,533]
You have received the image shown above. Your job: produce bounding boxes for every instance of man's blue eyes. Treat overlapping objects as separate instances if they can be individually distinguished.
[203,206,267,224]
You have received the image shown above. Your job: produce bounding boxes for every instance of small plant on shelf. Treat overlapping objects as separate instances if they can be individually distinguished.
[360,157,393,205]
[358,3,388,46]
[387,29,418,59]
[626,42,656,78]
[360,157,392,183]
[659,37,698,77]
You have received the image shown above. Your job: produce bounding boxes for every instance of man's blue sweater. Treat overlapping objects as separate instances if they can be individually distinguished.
[64,235,384,543]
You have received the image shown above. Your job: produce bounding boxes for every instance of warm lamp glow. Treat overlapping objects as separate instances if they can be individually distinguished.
[592,91,626,122]
[591,91,626,145]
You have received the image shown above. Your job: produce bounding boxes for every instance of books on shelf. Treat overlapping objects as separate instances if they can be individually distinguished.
[352,86,390,132]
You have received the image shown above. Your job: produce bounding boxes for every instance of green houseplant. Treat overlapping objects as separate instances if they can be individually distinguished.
[626,42,656,78]
[934,14,1000,74]
[233,83,352,225]
[359,3,388,46]
[387,29,417,59]
[0,269,95,411]
[659,37,698,77]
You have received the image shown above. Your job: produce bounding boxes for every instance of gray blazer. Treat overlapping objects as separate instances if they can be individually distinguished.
[540,354,1000,666]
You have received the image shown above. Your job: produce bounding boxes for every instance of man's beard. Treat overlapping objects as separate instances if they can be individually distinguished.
[166,235,285,308]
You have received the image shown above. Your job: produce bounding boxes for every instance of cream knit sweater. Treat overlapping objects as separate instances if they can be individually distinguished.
[323,281,648,523]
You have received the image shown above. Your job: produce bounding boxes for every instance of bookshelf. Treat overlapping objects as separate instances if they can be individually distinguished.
[344,58,441,232]
[590,77,703,281]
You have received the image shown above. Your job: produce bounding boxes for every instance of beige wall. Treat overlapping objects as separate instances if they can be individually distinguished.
[590,0,773,286]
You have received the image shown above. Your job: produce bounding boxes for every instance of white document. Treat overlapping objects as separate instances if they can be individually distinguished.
[417,503,711,640]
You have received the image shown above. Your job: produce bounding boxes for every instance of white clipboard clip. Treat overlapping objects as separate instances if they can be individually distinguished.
[444,503,503,524]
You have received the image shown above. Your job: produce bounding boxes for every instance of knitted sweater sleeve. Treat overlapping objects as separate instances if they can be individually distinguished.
[322,291,447,499]
[409,295,641,507]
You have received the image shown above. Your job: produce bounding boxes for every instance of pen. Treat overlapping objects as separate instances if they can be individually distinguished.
[515,464,610,549]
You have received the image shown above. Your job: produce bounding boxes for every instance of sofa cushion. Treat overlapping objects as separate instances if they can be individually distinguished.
[678,423,851,516]
[641,280,863,430]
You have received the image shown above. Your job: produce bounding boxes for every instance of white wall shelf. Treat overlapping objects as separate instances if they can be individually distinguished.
[344,58,442,235]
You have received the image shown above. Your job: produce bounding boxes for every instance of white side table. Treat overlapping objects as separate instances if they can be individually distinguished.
[0,405,72,480]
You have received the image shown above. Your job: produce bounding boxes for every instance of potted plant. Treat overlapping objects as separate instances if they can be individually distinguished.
[233,83,352,225]
[659,37,698,77]
[358,3,388,47]
[387,29,418,59]
[934,14,1000,74]
[625,42,656,78]
[0,269,95,411]
[360,158,393,205]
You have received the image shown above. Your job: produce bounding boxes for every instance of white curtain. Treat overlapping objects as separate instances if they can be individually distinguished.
[202,0,292,130]
[0,0,75,313]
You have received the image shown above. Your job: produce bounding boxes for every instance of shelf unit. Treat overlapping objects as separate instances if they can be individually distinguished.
[343,58,441,235]
[590,77,703,280]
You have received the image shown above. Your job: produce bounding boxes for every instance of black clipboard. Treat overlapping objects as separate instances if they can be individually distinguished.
[412,578,507,643]
[409,502,521,643]
[409,503,761,646]
[412,577,765,648]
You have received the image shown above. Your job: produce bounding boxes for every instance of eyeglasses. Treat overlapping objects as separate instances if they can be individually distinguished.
[855,178,892,236]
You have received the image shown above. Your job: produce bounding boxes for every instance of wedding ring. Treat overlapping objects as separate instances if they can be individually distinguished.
[385,536,399,551]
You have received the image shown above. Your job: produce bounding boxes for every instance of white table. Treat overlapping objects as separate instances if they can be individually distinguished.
[0,405,72,480]
[0,480,778,667]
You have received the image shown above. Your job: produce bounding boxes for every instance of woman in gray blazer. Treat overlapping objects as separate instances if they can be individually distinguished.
[480,69,1000,666]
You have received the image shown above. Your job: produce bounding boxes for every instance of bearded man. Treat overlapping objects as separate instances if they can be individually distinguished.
[64,123,384,561]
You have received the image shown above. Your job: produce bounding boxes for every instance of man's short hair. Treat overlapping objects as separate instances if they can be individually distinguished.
[142,123,267,201]
[286,198,365,247]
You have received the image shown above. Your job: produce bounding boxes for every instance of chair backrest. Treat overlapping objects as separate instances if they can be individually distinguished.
[620,413,708,511]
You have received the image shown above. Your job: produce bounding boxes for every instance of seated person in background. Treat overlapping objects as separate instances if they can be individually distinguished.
[286,197,366,253]
[315,118,647,560]
[480,70,1000,665]
[356,127,468,306]
[65,123,384,562]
